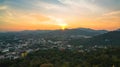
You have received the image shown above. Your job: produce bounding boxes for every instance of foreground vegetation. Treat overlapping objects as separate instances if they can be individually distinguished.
[0,47,120,67]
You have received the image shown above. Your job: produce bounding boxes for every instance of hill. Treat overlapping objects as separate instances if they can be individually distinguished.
[68,30,120,46]
[0,28,108,39]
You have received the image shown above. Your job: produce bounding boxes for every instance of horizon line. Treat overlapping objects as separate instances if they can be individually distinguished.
[0,27,119,32]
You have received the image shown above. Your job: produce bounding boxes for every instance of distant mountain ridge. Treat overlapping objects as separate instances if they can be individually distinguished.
[0,28,108,41]
[0,28,108,36]
[0,28,119,47]
[44,28,108,38]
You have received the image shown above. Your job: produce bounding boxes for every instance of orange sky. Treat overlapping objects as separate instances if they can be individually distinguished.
[0,0,120,31]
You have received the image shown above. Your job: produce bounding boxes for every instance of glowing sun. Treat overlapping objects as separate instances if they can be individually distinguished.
[59,23,68,30]
[55,18,68,30]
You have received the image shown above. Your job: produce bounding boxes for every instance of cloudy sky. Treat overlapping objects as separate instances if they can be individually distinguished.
[0,0,120,31]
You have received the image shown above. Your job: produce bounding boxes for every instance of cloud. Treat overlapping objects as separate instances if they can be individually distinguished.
[1,0,104,18]
[94,10,120,30]
[58,0,103,12]
[48,16,66,25]
[0,6,7,10]
[103,11,120,17]
[98,11,120,21]
[0,8,52,26]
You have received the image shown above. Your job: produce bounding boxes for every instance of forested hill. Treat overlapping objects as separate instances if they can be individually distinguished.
[68,31,120,46]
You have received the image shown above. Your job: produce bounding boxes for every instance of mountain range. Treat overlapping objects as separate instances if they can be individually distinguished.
[0,28,119,46]
[0,28,108,39]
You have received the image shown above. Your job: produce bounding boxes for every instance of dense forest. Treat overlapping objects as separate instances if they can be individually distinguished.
[0,47,120,67]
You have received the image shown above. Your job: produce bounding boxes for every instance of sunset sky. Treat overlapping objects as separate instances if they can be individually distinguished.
[0,0,120,31]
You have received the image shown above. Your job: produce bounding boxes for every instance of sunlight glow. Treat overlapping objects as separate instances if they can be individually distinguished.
[0,0,119,31]
[59,23,68,30]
